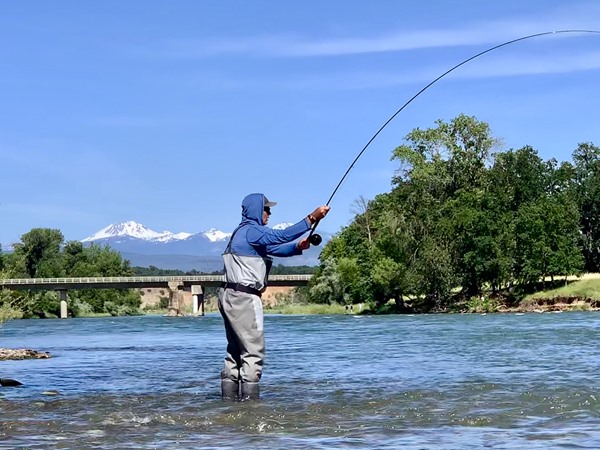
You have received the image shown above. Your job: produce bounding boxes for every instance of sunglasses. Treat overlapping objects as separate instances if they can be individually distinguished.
[264,206,271,215]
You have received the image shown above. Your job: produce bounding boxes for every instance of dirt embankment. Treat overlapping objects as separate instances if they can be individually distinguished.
[506,297,600,313]
[139,286,296,310]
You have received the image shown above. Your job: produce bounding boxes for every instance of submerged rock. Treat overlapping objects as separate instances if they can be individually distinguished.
[42,390,61,396]
[0,348,51,361]
[0,378,23,387]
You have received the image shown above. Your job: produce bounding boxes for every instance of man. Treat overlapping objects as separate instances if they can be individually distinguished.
[219,193,330,401]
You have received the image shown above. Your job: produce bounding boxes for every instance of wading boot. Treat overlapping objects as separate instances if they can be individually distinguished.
[240,382,260,401]
[221,379,239,401]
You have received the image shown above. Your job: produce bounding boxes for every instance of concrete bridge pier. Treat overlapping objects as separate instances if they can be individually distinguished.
[58,290,68,319]
[166,281,185,316]
[191,285,204,316]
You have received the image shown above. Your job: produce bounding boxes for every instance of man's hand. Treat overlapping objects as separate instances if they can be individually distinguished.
[297,238,311,251]
[308,205,331,223]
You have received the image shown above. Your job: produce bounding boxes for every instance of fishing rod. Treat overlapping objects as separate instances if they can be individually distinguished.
[307,29,600,246]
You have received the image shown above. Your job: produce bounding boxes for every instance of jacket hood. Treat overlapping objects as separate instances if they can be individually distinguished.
[241,193,269,226]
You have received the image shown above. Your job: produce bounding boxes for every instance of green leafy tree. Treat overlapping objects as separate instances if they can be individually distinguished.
[513,195,583,286]
[573,142,600,271]
[487,146,549,211]
[440,190,509,296]
[308,258,344,304]
[314,115,588,311]
[370,256,406,308]
[3,232,141,317]
[12,228,64,278]
[63,243,139,315]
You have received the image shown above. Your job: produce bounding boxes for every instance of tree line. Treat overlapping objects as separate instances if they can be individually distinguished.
[0,230,319,318]
[307,114,600,312]
[0,229,140,318]
[2,114,599,317]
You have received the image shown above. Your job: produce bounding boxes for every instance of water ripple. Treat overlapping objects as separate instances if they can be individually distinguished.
[1,313,600,448]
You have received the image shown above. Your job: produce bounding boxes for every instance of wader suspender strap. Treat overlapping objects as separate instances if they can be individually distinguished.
[224,225,243,254]
[222,225,263,297]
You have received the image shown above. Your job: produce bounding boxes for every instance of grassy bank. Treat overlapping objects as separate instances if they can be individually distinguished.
[5,275,600,321]
[142,301,353,316]
[95,275,600,317]
[265,302,351,315]
[519,276,600,312]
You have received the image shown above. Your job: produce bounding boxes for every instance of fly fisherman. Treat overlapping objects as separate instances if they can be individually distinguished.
[219,193,330,401]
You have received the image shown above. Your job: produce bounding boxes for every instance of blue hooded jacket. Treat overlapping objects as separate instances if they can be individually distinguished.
[226,193,311,258]
[221,193,311,290]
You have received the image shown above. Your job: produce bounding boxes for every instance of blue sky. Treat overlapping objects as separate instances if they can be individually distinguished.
[2,1,600,245]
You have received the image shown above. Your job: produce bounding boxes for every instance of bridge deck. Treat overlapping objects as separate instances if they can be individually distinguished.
[0,275,312,290]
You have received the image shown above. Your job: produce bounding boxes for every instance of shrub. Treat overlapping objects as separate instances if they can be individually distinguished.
[466,295,501,313]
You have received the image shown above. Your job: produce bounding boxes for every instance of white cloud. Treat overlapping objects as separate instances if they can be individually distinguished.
[150,4,600,59]
[452,50,600,79]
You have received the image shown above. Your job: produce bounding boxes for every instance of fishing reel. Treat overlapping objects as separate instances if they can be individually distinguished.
[308,233,322,246]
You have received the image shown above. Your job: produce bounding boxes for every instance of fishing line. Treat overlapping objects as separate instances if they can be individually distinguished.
[308,29,600,246]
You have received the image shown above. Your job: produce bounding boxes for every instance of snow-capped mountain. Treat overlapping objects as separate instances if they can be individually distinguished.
[273,223,294,230]
[203,228,230,242]
[81,221,330,271]
[82,220,194,243]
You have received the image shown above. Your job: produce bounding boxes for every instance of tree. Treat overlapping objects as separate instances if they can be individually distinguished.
[63,243,138,315]
[573,142,600,272]
[370,256,406,308]
[487,146,549,212]
[312,115,594,312]
[392,114,497,195]
[351,195,374,246]
[12,228,64,278]
[440,190,512,296]
[309,258,344,304]
[2,231,141,318]
[387,115,498,306]
[513,196,583,286]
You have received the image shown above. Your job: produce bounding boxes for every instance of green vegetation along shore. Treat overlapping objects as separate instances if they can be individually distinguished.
[306,115,600,313]
[2,114,600,320]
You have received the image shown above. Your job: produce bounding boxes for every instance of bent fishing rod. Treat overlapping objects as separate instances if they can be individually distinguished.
[307,29,600,246]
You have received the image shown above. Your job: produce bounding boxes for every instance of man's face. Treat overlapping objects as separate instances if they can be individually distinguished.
[263,206,271,225]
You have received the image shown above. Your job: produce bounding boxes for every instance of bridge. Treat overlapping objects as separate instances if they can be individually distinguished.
[0,275,312,318]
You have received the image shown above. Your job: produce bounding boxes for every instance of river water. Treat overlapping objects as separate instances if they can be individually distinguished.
[0,312,599,449]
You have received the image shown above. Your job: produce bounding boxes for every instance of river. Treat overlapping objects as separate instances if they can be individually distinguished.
[1,312,599,449]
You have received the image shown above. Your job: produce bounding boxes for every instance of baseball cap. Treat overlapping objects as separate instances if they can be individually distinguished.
[264,196,277,207]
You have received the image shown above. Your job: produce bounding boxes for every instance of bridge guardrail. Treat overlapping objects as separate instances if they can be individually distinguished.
[0,274,313,289]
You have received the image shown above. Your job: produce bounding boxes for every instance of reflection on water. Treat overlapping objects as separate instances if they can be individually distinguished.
[1,313,599,449]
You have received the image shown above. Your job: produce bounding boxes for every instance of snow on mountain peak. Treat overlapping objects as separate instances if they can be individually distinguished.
[203,228,231,242]
[82,221,232,244]
[153,231,193,243]
[82,221,292,244]
[82,220,192,243]
[81,221,161,242]
[273,222,294,230]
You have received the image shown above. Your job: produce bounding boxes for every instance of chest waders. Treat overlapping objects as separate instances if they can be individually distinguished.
[219,225,273,401]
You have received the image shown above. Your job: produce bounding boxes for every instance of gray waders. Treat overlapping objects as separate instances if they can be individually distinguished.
[218,287,264,401]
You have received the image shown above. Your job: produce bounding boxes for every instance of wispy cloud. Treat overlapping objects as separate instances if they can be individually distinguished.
[268,47,600,92]
[150,4,600,59]
[451,50,600,79]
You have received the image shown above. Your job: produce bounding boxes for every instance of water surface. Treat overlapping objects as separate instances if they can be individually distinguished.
[1,312,599,449]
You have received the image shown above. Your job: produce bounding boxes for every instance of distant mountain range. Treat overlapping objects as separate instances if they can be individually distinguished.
[81,221,330,272]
